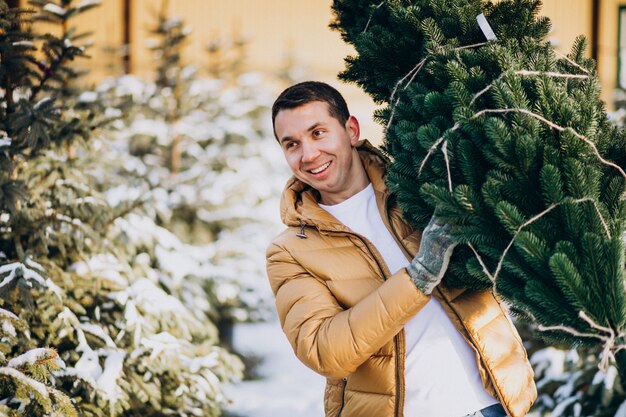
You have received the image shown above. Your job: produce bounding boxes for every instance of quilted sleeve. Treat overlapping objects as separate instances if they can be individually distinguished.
[266,242,430,378]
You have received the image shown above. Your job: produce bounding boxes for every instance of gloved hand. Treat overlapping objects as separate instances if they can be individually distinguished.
[406,215,457,295]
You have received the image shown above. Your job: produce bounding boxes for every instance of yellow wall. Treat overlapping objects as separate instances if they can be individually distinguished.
[596,0,626,109]
[126,0,382,141]
[539,1,619,105]
[540,0,626,108]
[130,0,351,77]
[599,0,622,107]
[541,0,592,53]
[84,0,126,81]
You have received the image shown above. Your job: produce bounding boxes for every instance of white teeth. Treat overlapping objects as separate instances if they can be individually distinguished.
[310,162,331,174]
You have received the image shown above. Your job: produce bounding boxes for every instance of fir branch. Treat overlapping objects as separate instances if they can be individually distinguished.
[101,197,146,229]
[386,57,432,131]
[13,235,25,260]
[554,49,591,75]
[0,366,51,407]
[469,83,495,108]
[457,42,490,50]
[419,104,626,182]
[363,1,386,33]
[8,347,59,370]
[30,45,73,99]
[474,108,626,180]
[387,42,488,130]
[389,57,428,108]
[419,136,445,176]
[515,70,589,79]
[464,196,611,293]
[492,197,609,280]
[467,242,494,282]
[469,70,589,109]
[48,211,88,231]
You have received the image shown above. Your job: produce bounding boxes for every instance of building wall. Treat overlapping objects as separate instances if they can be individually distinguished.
[122,0,613,138]
[599,0,622,107]
[539,0,619,106]
[120,0,382,140]
[129,0,351,77]
[543,0,593,52]
[541,0,593,54]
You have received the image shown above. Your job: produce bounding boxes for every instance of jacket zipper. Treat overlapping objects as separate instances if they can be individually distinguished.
[319,223,403,417]
[335,377,348,417]
[384,195,407,417]
[437,287,511,416]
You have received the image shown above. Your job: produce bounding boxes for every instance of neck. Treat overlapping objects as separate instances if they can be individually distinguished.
[319,155,370,205]
[319,180,370,205]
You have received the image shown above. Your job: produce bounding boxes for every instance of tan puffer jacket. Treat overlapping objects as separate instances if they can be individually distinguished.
[266,140,536,417]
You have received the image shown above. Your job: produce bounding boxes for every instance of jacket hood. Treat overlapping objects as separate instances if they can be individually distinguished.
[279,139,391,231]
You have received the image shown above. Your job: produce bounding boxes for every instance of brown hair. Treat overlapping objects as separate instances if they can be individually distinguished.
[271,81,350,138]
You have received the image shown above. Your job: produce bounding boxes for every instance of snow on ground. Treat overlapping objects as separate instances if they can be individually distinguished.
[223,318,325,417]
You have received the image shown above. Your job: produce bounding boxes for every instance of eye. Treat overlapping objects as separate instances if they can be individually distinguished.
[284,141,297,150]
[313,129,324,138]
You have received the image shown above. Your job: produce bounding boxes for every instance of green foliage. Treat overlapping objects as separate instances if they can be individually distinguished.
[0,307,76,417]
[0,1,244,416]
[331,0,626,387]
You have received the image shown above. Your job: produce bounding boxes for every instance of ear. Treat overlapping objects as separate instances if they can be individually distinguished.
[345,115,360,146]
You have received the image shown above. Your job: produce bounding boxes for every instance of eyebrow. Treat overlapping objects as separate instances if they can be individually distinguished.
[279,122,323,144]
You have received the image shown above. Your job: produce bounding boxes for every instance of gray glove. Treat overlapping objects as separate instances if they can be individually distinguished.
[406,215,457,295]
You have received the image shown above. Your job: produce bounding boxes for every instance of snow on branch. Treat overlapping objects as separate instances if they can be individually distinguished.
[42,3,67,17]
[8,348,63,371]
[0,307,20,322]
[0,366,50,404]
[0,261,47,290]
[538,311,626,372]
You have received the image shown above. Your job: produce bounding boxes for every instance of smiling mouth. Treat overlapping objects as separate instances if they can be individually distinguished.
[309,161,331,174]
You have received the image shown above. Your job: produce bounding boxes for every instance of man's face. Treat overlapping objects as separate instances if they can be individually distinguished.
[274,101,361,205]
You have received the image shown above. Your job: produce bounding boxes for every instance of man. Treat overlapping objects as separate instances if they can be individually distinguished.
[266,81,536,417]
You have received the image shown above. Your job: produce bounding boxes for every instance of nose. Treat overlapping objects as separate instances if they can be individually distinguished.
[301,141,320,163]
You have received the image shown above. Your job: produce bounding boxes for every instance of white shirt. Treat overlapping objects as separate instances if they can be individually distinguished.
[320,183,497,417]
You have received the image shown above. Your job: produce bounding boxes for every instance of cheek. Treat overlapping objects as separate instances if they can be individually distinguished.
[285,154,300,171]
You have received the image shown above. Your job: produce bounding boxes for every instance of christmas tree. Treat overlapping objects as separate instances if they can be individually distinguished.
[0,1,243,415]
[0,0,113,414]
[331,0,626,383]
[93,4,286,332]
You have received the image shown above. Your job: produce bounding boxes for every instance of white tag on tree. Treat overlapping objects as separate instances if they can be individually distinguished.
[476,13,497,41]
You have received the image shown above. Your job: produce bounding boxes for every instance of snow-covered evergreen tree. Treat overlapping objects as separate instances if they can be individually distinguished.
[0,1,101,414]
[530,345,626,416]
[0,1,244,415]
[93,6,287,328]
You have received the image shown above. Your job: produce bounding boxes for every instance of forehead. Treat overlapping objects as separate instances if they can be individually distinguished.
[274,101,336,135]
